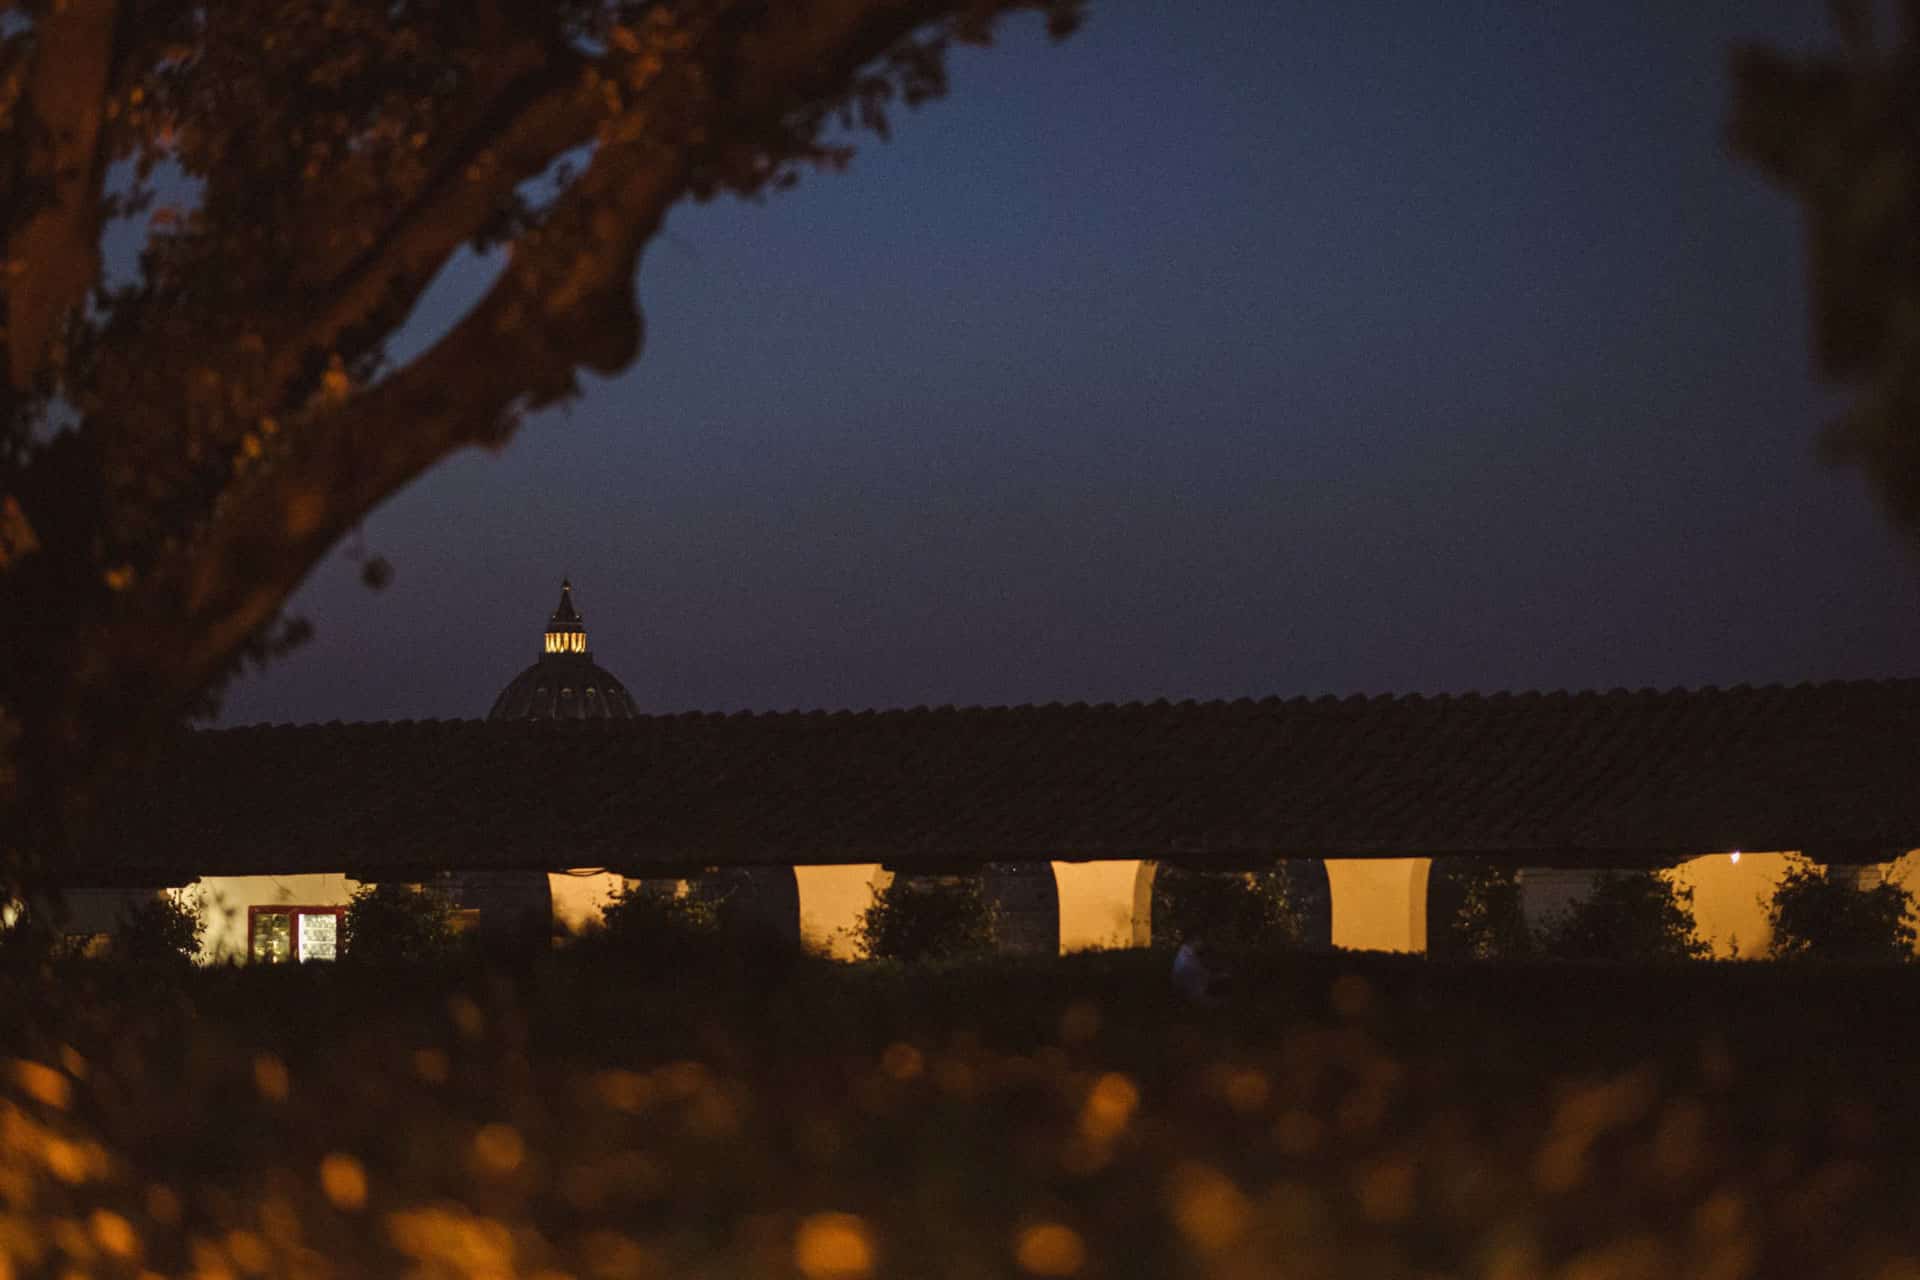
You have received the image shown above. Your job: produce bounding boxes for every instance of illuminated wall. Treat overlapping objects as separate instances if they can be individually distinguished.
[1668,852,1791,959]
[190,873,363,964]
[794,864,885,959]
[540,864,949,957]
[1324,858,1430,953]
[547,869,626,933]
[1052,860,1142,952]
[1882,854,1920,951]
[1517,851,1920,960]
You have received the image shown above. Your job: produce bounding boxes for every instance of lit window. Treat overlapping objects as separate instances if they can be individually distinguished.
[252,911,290,963]
[299,912,338,961]
[249,907,342,963]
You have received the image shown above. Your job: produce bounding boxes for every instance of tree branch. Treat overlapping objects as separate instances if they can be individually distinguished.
[48,0,1079,834]
[5,0,117,387]
[260,43,597,402]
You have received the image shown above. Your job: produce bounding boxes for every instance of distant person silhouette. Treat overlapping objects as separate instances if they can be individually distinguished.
[1172,937,1234,1005]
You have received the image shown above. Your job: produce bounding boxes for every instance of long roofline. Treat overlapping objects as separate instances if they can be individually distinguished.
[217,674,1920,730]
[67,676,1920,883]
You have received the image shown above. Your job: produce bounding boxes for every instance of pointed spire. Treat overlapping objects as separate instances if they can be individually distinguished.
[543,578,588,655]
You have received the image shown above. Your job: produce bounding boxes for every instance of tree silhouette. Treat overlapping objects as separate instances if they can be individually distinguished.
[1732,2,1920,536]
[1535,870,1709,964]
[1766,858,1917,962]
[0,0,1083,888]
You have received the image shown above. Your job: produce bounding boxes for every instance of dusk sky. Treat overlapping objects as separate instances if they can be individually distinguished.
[218,1,1920,727]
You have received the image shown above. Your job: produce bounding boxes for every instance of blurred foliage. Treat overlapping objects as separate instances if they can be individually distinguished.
[854,876,997,963]
[342,881,461,964]
[110,888,203,968]
[1149,865,1314,951]
[8,948,1920,1276]
[1732,2,1920,536]
[1442,859,1534,961]
[1537,870,1710,963]
[0,900,58,976]
[1767,857,1918,961]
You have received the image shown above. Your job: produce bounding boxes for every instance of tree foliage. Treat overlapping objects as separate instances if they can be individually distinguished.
[592,880,728,955]
[342,881,461,963]
[0,0,1083,894]
[1148,864,1316,951]
[112,887,204,966]
[1767,858,1917,962]
[1536,870,1709,963]
[1731,3,1920,536]
[854,875,996,963]
[585,876,814,986]
[1441,859,1533,961]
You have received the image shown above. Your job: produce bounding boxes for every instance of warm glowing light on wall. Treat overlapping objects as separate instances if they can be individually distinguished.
[544,632,586,654]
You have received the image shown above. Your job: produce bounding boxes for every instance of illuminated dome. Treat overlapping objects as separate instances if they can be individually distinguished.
[487,580,641,720]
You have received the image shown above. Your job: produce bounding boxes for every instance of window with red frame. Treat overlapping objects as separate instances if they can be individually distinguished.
[248,906,342,963]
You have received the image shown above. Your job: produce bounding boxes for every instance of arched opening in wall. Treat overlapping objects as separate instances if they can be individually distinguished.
[867,864,1060,958]
[1133,859,1331,949]
[1131,862,1156,947]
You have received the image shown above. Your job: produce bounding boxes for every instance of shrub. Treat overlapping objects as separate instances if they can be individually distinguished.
[1445,860,1533,960]
[582,877,815,985]
[114,889,205,966]
[1150,865,1311,950]
[1537,870,1708,962]
[342,882,461,963]
[0,898,56,973]
[595,882,727,952]
[854,876,996,963]
[1767,859,1917,961]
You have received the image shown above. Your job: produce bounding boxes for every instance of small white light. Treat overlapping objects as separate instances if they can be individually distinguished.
[1729,850,1742,865]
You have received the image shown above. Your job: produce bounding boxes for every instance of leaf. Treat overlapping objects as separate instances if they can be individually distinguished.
[0,496,38,569]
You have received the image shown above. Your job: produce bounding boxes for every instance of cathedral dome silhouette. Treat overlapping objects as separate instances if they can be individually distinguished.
[487,580,640,720]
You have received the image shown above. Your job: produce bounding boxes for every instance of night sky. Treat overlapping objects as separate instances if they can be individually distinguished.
[218,1,1920,727]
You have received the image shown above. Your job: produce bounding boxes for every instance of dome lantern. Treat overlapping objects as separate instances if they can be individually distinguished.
[488,579,639,720]
[543,578,588,655]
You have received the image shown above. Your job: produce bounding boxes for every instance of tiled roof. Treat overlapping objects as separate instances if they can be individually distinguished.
[66,679,1920,882]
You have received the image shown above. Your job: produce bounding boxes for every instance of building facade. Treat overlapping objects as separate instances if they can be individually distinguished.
[53,583,1920,962]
